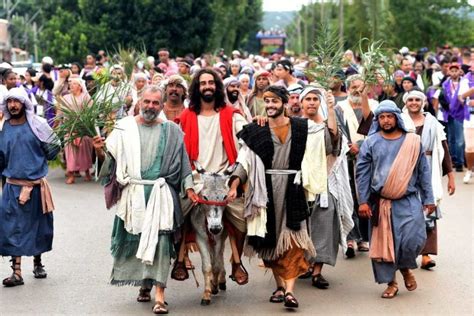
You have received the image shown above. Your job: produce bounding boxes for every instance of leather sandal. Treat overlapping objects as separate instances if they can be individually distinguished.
[421,255,436,270]
[137,287,152,302]
[312,273,329,289]
[170,261,189,281]
[345,241,356,258]
[229,262,248,285]
[33,257,47,279]
[357,241,370,252]
[3,258,24,287]
[269,286,285,303]
[401,269,417,291]
[381,281,399,299]
[284,292,299,308]
[152,301,168,314]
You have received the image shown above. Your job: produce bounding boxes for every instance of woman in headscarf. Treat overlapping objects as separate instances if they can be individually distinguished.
[60,76,94,184]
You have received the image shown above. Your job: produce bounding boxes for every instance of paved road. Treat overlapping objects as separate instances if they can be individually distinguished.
[1,169,473,315]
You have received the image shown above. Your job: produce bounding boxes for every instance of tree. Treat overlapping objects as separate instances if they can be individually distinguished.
[287,0,473,54]
[1,0,263,62]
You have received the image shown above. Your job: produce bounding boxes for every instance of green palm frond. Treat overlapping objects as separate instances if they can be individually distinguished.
[305,23,344,90]
[54,82,129,147]
[359,38,395,86]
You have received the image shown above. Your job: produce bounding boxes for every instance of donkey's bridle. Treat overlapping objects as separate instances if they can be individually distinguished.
[197,197,228,207]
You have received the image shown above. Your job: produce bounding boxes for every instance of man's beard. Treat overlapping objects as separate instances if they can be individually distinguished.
[140,108,159,122]
[200,89,216,103]
[381,125,397,133]
[228,90,239,103]
[266,105,285,118]
[290,105,301,114]
[348,93,362,104]
[8,106,25,120]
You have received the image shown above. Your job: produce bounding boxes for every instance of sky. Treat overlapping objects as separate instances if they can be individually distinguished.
[263,0,311,12]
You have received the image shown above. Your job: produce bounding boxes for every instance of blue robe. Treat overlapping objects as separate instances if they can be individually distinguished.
[356,133,434,284]
[0,121,59,257]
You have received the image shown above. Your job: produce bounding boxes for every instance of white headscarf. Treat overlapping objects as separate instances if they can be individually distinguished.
[299,86,329,119]
[1,87,57,144]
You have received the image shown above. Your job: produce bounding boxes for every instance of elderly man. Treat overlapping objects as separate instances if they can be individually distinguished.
[160,75,188,121]
[335,74,378,257]
[403,89,455,270]
[224,77,252,122]
[93,85,196,314]
[247,70,271,117]
[356,100,435,299]
[0,88,59,287]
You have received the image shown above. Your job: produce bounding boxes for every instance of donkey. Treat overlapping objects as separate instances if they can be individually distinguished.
[190,162,235,305]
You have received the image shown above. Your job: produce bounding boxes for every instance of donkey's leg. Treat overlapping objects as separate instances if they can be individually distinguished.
[194,227,213,305]
[217,232,227,291]
[209,233,226,295]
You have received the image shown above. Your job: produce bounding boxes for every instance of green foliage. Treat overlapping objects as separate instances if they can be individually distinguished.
[54,82,127,146]
[1,0,263,61]
[287,0,473,54]
[358,38,396,86]
[306,23,344,89]
[110,45,148,79]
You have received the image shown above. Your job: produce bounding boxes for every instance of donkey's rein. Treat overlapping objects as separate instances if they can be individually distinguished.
[196,197,229,207]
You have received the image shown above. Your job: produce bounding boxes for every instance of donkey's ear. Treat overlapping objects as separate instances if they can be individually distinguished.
[224,163,238,175]
[193,160,205,174]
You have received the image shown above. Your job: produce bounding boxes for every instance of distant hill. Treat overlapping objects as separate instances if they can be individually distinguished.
[261,11,296,31]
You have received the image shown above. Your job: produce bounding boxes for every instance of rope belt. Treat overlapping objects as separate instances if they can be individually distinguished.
[265,169,302,185]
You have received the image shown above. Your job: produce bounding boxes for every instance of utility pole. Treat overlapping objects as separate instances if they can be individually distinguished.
[33,21,37,62]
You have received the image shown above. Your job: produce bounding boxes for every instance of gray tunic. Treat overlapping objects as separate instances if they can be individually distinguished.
[308,125,342,266]
[236,126,315,261]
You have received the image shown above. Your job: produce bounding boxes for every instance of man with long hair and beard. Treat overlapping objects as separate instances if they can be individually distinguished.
[227,85,329,309]
[173,69,250,286]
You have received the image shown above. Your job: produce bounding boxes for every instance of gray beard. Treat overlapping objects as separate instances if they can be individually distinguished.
[348,94,362,104]
[140,109,159,122]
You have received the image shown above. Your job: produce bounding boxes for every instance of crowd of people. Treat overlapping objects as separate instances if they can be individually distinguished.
[0,43,472,314]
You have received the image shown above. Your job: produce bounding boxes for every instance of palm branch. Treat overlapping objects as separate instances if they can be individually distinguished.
[305,23,344,90]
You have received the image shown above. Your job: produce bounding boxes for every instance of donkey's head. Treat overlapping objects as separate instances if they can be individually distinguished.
[195,162,235,236]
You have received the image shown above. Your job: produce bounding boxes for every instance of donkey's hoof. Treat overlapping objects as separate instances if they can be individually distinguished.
[211,287,219,295]
[219,282,226,291]
[200,299,211,306]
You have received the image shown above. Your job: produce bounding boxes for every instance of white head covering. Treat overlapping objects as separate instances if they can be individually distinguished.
[402,89,427,104]
[223,77,240,88]
[299,86,329,119]
[1,87,57,143]
[133,72,148,83]
[42,56,54,65]
[68,75,88,95]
